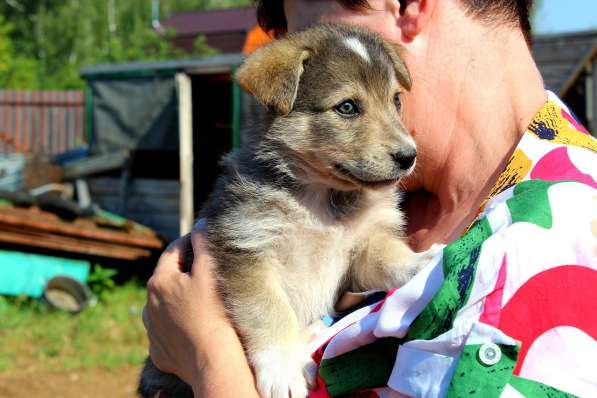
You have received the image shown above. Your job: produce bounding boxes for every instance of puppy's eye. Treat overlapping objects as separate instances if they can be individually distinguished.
[394,92,402,111]
[334,100,359,117]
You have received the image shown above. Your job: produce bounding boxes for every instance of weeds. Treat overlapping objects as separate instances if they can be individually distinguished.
[88,264,118,301]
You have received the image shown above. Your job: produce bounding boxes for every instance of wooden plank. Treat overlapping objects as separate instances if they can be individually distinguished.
[176,73,194,236]
[119,159,131,215]
[90,195,180,214]
[90,189,180,202]
[62,150,129,179]
[130,179,180,192]
[560,47,597,96]
[89,199,179,241]
[123,213,181,228]
[90,188,180,200]
[88,178,180,196]
[0,207,163,249]
[0,226,150,260]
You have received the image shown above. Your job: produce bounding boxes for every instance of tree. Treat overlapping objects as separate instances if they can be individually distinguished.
[0,0,252,89]
[0,15,38,89]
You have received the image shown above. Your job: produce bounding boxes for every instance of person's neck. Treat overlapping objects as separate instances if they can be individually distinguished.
[405,28,547,251]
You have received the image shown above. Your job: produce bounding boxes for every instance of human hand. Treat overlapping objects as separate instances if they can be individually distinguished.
[142,229,258,397]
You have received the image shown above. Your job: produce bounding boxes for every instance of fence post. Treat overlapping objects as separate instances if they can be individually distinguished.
[176,73,194,236]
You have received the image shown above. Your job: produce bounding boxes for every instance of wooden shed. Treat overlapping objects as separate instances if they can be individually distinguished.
[76,30,596,244]
[80,54,257,242]
[160,6,257,54]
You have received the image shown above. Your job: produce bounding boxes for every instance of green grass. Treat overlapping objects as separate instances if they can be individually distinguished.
[0,282,148,373]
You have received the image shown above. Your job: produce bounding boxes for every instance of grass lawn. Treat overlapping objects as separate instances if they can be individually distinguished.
[0,281,148,375]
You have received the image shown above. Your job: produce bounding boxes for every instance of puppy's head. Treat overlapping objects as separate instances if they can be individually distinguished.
[236,24,416,191]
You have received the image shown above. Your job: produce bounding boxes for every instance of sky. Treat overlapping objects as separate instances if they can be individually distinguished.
[533,0,597,34]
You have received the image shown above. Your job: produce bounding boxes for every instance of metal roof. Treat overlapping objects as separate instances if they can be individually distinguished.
[80,53,244,79]
[161,6,256,37]
[533,29,597,96]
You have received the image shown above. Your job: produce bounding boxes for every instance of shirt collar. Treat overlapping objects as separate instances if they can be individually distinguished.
[469,90,595,229]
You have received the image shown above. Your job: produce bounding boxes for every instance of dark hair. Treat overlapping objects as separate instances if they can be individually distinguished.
[256,0,370,38]
[461,0,534,43]
[256,0,533,42]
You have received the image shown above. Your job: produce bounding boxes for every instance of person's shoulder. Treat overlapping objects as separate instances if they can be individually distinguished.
[499,94,597,232]
[471,171,595,251]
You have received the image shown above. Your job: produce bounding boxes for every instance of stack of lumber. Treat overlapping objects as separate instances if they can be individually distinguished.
[0,203,163,260]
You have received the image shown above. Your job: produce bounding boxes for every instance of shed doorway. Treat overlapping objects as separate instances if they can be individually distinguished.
[190,73,234,213]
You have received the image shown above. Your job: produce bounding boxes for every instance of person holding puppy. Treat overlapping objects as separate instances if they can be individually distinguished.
[142,1,597,397]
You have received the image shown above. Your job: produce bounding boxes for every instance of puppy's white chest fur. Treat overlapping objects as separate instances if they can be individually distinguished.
[281,220,352,325]
[275,188,402,326]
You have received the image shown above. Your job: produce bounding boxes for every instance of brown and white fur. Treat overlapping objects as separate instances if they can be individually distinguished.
[139,24,435,398]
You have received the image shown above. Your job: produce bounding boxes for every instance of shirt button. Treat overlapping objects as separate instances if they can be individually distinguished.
[478,343,501,366]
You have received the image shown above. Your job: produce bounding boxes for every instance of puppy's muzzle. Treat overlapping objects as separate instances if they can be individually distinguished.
[391,147,417,170]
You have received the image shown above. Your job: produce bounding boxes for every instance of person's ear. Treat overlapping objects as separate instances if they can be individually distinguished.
[381,41,412,90]
[398,0,436,41]
[235,38,310,115]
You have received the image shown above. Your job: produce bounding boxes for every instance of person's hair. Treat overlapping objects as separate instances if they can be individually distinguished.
[461,0,533,43]
[256,0,533,43]
[256,0,369,37]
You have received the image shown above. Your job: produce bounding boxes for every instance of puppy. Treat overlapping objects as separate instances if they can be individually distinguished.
[139,23,432,398]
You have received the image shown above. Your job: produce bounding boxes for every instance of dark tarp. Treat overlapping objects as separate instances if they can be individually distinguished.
[89,77,178,154]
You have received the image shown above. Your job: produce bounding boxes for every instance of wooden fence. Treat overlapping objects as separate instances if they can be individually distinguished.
[0,90,86,155]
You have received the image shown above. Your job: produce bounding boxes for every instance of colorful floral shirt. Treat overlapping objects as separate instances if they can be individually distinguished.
[308,92,597,398]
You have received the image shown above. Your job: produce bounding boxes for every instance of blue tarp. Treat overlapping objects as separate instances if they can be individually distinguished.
[0,250,90,297]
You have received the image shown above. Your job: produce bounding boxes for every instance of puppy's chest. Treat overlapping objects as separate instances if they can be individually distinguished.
[282,222,355,272]
[275,216,362,324]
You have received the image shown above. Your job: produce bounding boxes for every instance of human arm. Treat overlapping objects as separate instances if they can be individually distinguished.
[142,231,260,398]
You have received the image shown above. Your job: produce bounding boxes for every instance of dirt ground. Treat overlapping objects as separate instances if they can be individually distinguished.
[0,366,140,398]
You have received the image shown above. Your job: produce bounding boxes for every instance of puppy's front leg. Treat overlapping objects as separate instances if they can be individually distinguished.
[351,229,437,291]
[223,262,313,398]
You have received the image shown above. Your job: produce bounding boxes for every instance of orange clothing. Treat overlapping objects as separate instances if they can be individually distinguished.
[242,25,273,55]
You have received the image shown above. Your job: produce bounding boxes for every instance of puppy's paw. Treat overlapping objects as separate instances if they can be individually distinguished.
[394,244,446,285]
[417,243,446,264]
[251,344,315,398]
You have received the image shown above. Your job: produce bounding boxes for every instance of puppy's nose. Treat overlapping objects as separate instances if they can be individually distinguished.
[392,148,417,170]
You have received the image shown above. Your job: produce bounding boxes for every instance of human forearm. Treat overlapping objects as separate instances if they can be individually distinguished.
[191,342,260,398]
[143,232,260,398]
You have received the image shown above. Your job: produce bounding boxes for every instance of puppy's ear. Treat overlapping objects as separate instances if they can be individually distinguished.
[381,42,412,91]
[236,40,310,115]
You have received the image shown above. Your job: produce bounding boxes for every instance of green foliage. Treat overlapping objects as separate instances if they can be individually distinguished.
[193,34,218,58]
[0,16,39,89]
[87,264,118,300]
[0,282,148,372]
[0,0,252,89]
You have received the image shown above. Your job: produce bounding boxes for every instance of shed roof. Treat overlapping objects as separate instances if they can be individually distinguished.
[80,53,244,79]
[161,6,256,37]
[533,29,597,95]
